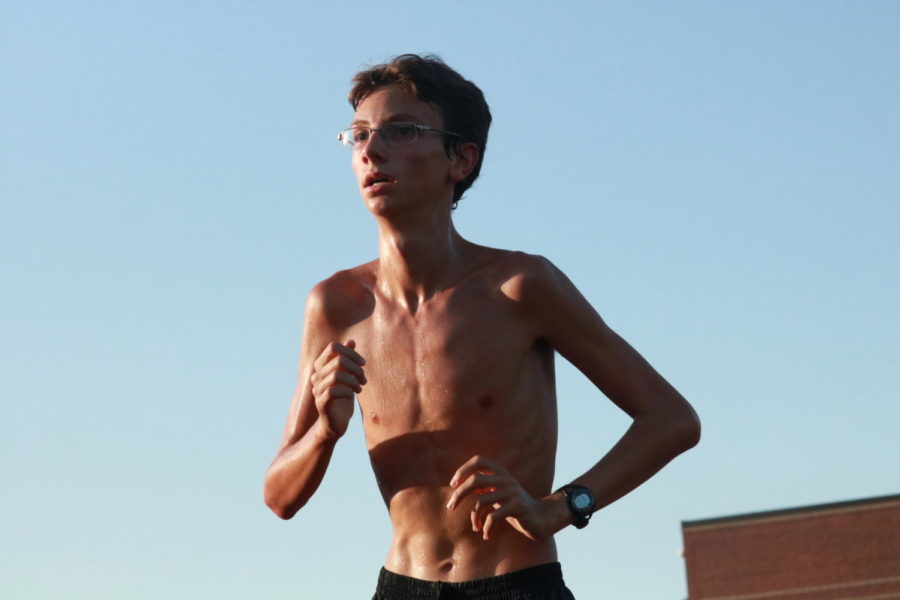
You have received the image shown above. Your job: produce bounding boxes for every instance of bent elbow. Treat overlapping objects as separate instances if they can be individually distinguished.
[648,404,700,456]
[263,481,301,520]
[675,407,701,452]
[265,494,299,520]
[270,505,297,521]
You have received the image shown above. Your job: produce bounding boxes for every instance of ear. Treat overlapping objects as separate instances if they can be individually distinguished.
[448,142,480,184]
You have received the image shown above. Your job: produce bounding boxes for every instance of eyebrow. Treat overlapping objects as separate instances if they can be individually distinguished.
[350,113,421,127]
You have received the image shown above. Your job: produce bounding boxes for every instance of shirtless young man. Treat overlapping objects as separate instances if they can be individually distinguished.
[264,54,701,599]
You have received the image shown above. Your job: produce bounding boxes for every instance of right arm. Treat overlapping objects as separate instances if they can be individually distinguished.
[263,284,367,520]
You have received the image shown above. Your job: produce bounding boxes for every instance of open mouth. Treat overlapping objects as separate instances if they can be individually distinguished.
[365,173,395,187]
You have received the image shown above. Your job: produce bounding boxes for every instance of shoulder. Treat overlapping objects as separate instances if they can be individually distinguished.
[305,261,377,333]
[492,251,599,340]
[494,251,569,306]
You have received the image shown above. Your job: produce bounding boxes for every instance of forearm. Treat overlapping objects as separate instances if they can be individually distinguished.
[263,420,340,520]
[573,407,700,512]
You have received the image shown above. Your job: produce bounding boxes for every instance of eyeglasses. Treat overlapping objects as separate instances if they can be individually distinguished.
[337,122,462,148]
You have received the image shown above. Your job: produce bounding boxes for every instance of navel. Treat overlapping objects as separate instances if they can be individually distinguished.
[479,395,494,409]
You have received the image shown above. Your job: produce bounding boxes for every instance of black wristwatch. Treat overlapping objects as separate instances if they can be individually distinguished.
[556,484,596,529]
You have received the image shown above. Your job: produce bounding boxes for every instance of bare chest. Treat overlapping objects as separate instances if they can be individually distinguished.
[351,286,550,439]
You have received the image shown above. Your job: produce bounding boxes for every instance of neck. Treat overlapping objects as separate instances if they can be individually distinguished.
[374,208,469,312]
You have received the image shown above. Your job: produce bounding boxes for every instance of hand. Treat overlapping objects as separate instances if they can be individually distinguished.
[310,340,367,439]
[446,455,566,541]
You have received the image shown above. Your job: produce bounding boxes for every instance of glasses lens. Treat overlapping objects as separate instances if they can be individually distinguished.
[338,123,424,147]
[338,129,357,146]
[384,123,418,146]
[351,127,371,146]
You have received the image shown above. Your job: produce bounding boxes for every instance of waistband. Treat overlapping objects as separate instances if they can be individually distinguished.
[374,562,569,600]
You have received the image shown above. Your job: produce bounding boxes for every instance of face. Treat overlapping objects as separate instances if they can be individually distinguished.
[350,86,459,216]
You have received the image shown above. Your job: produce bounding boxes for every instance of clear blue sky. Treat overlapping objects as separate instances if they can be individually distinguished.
[2,2,898,598]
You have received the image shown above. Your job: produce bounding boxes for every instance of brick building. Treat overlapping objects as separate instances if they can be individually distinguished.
[681,494,900,599]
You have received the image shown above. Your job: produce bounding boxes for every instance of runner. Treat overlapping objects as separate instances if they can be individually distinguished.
[264,53,701,599]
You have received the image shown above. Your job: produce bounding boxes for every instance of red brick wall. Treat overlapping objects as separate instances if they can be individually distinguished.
[682,497,900,599]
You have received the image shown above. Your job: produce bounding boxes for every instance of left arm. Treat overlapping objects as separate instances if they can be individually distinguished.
[535,256,701,513]
[448,255,700,539]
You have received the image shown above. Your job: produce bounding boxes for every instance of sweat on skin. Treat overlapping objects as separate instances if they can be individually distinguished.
[264,61,700,586]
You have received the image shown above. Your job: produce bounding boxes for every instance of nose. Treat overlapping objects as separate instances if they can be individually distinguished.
[358,130,388,164]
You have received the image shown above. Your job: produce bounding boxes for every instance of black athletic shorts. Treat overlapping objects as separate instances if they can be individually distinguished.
[371,562,576,600]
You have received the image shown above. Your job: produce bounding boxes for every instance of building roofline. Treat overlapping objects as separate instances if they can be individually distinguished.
[682,493,900,530]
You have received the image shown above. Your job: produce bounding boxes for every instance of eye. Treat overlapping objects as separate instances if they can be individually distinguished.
[388,123,418,144]
[351,127,370,144]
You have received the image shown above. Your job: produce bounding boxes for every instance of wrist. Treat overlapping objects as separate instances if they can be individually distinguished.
[543,490,575,535]
[312,418,343,443]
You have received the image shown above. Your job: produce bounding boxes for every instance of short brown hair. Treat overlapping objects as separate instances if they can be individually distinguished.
[349,54,492,208]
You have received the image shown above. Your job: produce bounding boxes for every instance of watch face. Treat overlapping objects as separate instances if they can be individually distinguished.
[573,492,593,512]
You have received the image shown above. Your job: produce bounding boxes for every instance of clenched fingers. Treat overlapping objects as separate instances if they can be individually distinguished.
[311,340,368,396]
[314,341,366,371]
[312,371,362,398]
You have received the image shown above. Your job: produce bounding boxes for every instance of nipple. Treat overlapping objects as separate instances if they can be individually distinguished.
[479,395,494,409]
[370,412,381,424]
